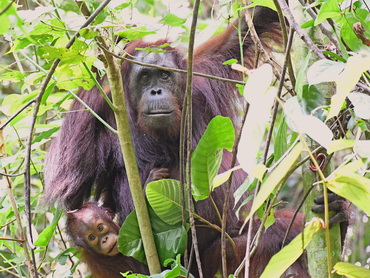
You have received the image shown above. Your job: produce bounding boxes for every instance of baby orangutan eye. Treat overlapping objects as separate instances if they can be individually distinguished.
[88,235,96,241]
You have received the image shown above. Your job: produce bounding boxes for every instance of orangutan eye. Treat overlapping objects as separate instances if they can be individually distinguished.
[98,224,104,232]
[88,235,96,241]
[140,72,150,84]
[160,71,169,80]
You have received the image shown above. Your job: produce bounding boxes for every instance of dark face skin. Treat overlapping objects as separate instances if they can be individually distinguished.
[77,209,119,256]
[129,51,182,135]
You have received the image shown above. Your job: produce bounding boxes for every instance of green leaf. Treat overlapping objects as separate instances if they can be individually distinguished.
[55,247,79,265]
[295,52,312,97]
[243,141,303,224]
[191,116,235,201]
[223,59,238,65]
[116,26,156,41]
[119,208,188,266]
[260,219,322,277]
[339,15,362,51]
[334,262,370,278]
[301,19,314,29]
[119,211,145,263]
[249,0,277,11]
[79,28,98,39]
[34,209,63,247]
[159,14,186,27]
[328,172,370,215]
[327,139,355,154]
[315,0,341,25]
[146,179,189,225]
[0,0,16,35]
[32,126,60,144]
[274,117,288,161]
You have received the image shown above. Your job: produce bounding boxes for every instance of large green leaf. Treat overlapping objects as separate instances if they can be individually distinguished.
[243,141,303,224]
[260,219,322,278]
[334,262,370,278]
[118,207,188,266]
[146,179,189,225]
[191,116,235,201]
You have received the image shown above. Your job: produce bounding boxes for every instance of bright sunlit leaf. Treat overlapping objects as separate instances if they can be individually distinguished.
[243,142,304,224]
[354,140,370,158]
[327,139,355,154]
[328,165,370,215]
[212,165,242,189]
[334,262,370,278]
[260,218,322,278]
[327,53,370,119]
[348,92,370,120]
[238,64,275,175]
[307,59,344,85]
[284,97,333,149]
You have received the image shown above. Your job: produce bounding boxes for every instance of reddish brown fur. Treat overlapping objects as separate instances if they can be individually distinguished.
[45,7,309,277]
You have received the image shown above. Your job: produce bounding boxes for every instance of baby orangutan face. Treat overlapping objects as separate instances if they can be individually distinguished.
[67,202,120,257]
[83,214,119,256]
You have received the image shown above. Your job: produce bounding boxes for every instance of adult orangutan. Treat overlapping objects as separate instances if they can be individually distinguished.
[44,6,332,277]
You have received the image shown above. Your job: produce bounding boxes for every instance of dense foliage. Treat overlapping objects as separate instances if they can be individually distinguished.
[0,0,370,277]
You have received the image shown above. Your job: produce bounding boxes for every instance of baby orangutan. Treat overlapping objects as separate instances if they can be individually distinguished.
[67,202,148,278]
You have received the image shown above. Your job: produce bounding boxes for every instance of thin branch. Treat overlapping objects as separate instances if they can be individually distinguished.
[0,237,24,242]
[273,0,296,87]
[185,0,203,277]
[0,171,25,177]
[0,0,15,16]
[98,44,245,85]
[0,99,35,130]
